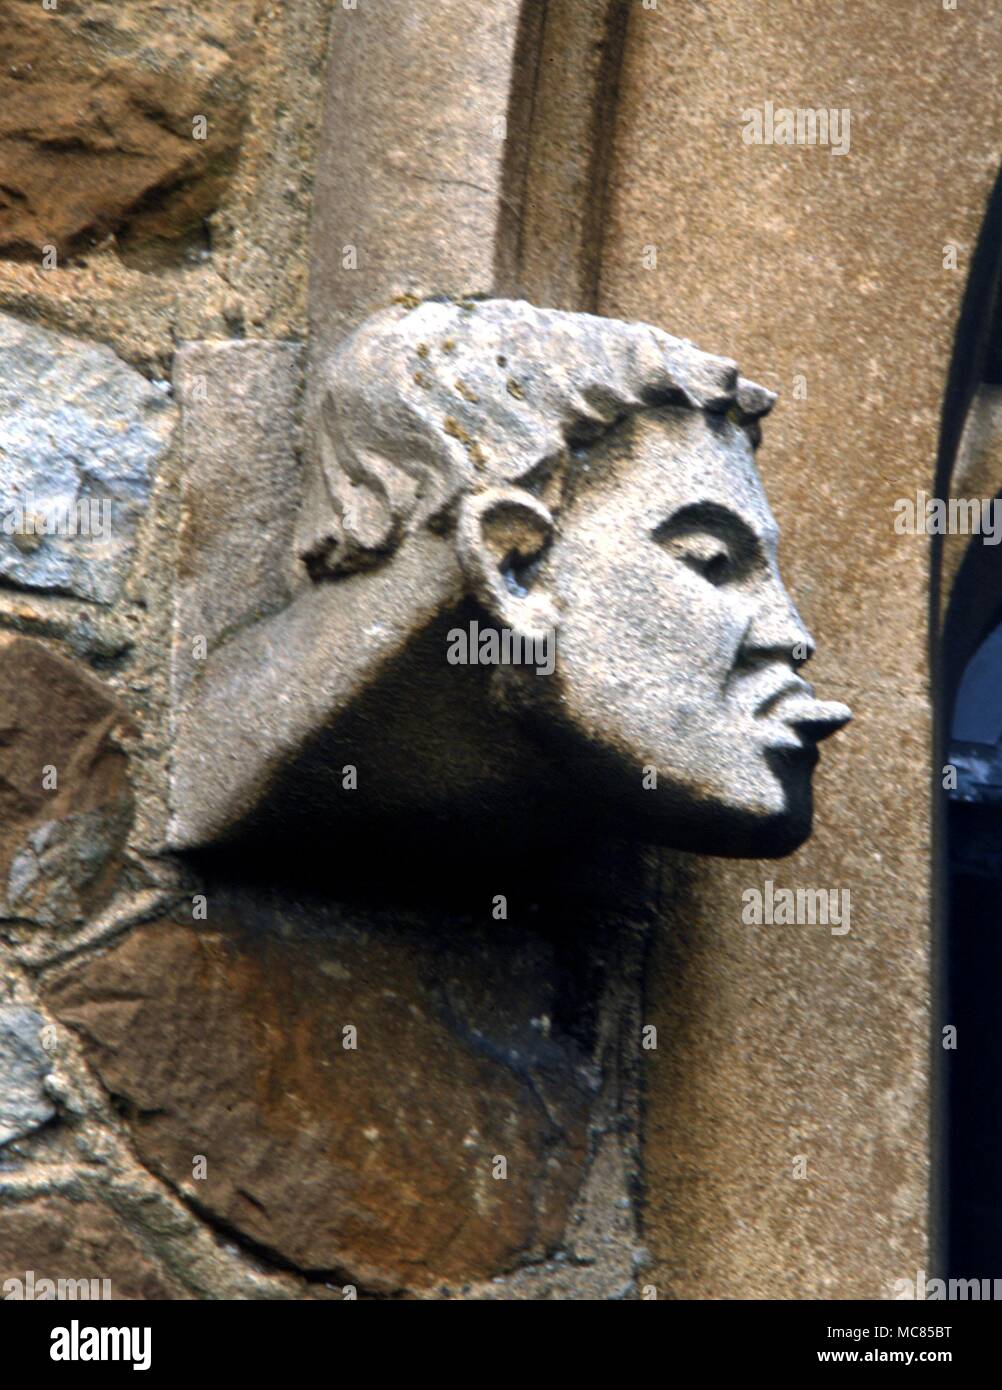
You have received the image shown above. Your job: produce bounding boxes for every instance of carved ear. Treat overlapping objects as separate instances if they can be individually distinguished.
[456,487,558,641]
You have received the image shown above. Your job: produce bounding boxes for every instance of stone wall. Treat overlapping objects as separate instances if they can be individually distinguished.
[2,0,997,1300]
[0,0,650,1300]
[0,0,357,1302]
[599,0,1002,1298]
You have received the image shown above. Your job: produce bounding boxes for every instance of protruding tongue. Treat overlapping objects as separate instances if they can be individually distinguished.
[780,696,853,742]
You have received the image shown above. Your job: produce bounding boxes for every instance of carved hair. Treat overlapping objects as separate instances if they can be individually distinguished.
[305,297,775,578]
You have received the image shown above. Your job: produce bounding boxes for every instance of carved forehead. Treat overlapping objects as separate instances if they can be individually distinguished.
[637,409,776,527]
[559,406,780,545]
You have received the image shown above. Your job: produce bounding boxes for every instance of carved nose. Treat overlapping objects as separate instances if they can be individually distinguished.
[743,579,815,667]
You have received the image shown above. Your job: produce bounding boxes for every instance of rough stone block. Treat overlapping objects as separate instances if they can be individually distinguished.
[0,0,250,262]
[171,340,304,698]
[0,634,134,927]
[0,1005,54,1147]
[0,314,174,604]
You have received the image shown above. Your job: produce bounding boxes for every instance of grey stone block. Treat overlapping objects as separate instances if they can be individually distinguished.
[0,1005,55,1147]
[0,313,175,604]
[171,340,305,700]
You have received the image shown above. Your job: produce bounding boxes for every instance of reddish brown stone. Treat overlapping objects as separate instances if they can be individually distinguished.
[0,634,133,925]
[44,909,593,1291]
[0,1197,184,1300]
[0,0,251,261]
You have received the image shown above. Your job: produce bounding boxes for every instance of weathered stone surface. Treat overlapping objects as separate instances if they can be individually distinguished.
[0,1005,54,1146]
[0,0,250,262]
[308,0,521,370]
[299,0,524,571]
[43,896,603,1292]
[4,0,987,1308]
[0,1197,185,1300]
[0,634,134,927]
[598,0,1002,1297]
[495,0,629,312]
[172,298,848,853]
[172,341,304,697]
[0,314,175,604]
[0,2,333,377]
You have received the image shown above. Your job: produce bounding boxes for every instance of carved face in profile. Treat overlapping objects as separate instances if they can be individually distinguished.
[509,406,850,856]
[300,297,850,858]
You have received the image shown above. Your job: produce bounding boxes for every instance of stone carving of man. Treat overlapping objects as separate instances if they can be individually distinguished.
[170,298,849,857]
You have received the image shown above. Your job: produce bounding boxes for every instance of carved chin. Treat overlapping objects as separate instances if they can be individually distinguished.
[663,802,814,859]
[633,758,817,859]
[744,802,815,859]
[665,802,814,859]
[727,777,816,859]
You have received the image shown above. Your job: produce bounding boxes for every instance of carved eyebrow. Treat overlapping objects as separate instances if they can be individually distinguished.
[651,500,764,555]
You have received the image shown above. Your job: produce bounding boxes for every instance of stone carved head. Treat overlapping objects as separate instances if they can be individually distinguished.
[278,298,849,858]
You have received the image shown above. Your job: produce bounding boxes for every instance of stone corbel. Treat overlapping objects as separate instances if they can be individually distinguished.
[167,0,848,856]
[168,0,636,848]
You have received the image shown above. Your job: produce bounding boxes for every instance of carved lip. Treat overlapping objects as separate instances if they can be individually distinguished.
[759,679,852,742]
[756,677,814,719]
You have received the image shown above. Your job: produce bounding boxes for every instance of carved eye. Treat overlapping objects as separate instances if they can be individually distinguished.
[667,532,735,584]
[653,503,759,587]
